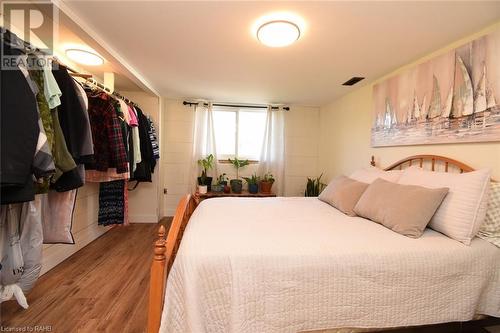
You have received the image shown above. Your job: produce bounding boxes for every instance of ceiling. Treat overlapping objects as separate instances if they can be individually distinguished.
[55,10,142,91]
[62,1,500,106]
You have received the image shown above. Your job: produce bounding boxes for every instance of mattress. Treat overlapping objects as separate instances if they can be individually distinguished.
[160,197,500,333]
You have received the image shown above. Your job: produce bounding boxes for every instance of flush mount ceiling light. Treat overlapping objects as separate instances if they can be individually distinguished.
[65,48,104,66]
[257,20,300,47]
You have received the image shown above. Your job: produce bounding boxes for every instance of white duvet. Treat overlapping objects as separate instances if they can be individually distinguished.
[160,197,500,333]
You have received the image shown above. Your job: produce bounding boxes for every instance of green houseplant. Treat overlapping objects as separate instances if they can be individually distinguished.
[212,173,228,193]
[260,173,275,194]
[228,158,249,193]
[197,154,215,191]
[243,173,260,194]
[304,174,326,197]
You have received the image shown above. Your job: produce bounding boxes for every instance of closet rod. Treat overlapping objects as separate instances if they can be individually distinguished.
[51,58,139,106]
[183,101,290,111]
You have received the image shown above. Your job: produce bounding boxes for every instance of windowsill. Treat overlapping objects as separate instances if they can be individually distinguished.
[217,159,259,164]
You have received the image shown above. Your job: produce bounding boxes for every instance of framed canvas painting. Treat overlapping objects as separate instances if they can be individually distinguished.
[371,28,500,147]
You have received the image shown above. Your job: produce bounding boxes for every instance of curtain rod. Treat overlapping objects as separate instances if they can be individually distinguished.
[183,101,290,111]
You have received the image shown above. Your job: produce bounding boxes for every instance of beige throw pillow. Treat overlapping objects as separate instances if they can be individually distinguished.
[318,176,369,216]
[354,178,449,238]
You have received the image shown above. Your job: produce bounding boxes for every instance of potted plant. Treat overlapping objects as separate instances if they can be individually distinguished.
[197,154,214,192]
[228,158,249,194]
[243,173,260,194]
[260,173,275,194]
[304,174,326,197]
[212,173,227,193]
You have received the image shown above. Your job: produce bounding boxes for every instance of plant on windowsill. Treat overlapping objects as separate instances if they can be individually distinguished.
[197,154,214,192]
[228,158,249,194]
[212,173,228,193]
[304,174,326,197]
[243,173,260,194]
[260,173,275,194]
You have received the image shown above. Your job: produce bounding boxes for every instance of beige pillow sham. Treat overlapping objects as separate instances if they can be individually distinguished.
[353,178,449,238]
[318,176,369,216]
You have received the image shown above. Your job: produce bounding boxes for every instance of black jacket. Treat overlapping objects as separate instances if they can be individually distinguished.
[0,34,39,203]
[132,107,155,182]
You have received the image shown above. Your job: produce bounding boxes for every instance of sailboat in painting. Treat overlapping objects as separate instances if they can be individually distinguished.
[384,98,392,128]
[427,75,441,119]
[412,91,420,120]
[441,87,453,118]
[474,63,487,113]
[451,55,474,118]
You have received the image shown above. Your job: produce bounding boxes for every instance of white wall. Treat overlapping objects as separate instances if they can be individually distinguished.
[161,99,320,216]
[318,22,500,182]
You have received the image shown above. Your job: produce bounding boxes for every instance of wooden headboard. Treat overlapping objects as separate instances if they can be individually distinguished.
[370,155,475,173]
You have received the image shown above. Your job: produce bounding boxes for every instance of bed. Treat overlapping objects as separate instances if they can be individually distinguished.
[147,155,500,333]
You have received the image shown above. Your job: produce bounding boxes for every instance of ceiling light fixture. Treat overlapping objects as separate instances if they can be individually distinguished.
[65,48,104,66]
[257,20,300,47]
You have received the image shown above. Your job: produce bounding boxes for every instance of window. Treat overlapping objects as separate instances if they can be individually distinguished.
[213,107,267,161]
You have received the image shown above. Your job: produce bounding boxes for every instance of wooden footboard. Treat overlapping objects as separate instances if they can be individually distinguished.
[147,194,197,333]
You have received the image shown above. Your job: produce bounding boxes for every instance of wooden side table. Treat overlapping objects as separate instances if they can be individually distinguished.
[193,190,276,205]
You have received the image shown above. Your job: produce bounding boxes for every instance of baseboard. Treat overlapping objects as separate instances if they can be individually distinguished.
[129,214,159,223]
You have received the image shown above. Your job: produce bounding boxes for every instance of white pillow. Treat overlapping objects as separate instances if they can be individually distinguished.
[398,166,491,245]
[350,166,402,184]
[477,182,500,248]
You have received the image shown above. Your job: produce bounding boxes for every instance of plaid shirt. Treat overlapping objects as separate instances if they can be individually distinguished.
[85,91,128,174]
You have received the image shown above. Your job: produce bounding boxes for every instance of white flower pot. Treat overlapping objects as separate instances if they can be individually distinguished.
[198,185,208,194]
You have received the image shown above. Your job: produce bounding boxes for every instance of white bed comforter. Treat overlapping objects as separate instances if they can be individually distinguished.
[160,197,500,333]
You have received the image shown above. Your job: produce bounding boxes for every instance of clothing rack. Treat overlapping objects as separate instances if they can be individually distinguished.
[79,76,138,107]
[61,65,139,107]
[183,101,290,111]
[48,57,140,107]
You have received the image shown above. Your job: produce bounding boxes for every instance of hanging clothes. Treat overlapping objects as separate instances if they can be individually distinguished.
[98,180,126,226]
[85,91,129,174]
[129,105,142,172]
[147,115,160,160]
[132,106,156,182]
[29,67,57,194]
[1,30,42,205]
[52,65,94,164]
[40,190,77,244]
[0,198,43,308]
[0,28,161,308]
[43,64,62,110]
[18,60,55,180]
[50,108,78,183]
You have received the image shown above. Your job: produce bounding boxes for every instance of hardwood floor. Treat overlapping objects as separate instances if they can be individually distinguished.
[1,219,498,333]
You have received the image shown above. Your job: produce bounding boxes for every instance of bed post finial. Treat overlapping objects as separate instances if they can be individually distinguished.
[158,224,166,240]
[153,225,167,261]
[370,155,376,167]
[148,225,167,333]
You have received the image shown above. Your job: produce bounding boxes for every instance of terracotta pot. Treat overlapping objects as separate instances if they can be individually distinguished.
[260,181,273,193]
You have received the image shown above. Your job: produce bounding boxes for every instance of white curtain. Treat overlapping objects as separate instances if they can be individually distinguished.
[258,106,286,196]
[190,102,218,191]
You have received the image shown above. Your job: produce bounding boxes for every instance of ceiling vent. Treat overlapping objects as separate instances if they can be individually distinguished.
[342,77,365,86]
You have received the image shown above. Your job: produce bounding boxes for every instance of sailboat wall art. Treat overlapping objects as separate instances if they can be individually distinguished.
[372,28,500,147]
